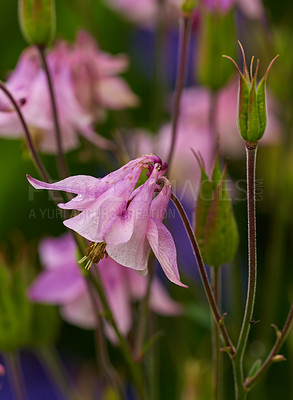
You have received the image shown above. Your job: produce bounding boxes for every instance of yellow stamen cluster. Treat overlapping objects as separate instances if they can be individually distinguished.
[78,241,107,270]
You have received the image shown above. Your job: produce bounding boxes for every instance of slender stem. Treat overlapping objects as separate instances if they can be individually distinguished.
[88,268,147,400]
[170,192,235,356]
[0,82,50,182]
[3,352,27,400]
[86,278,125,399]
[211,268,222,400]
[236,144,258,362]
[232,360,247,400]
[150,0,167,131]
[244,304,293,390]
[166,14,192,168]
[36,346,81,400]
[134,258,155,360]
[37,46,68,178]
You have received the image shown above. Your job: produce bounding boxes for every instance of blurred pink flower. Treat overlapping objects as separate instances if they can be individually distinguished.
[29,233,182,339]
[203,0,235,13]
[203,0,264,18]
[27,155,186,287]
[70,31,139,118]
[0,31,138,152]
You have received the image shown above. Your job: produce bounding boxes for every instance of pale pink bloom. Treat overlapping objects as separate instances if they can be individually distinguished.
[0,45,110,152]
[0,31,138,152]
[29,233,182,339]
[70,31,139,118]
[27,155,186,287]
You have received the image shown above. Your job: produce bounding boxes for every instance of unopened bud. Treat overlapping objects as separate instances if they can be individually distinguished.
[18,0,56,46]
[223,42,279,143]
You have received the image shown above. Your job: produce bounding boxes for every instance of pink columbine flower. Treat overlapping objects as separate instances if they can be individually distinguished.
[0,31,138,152]
[28,233,182,339]
[27,155,186,287]
[70,31,139,118]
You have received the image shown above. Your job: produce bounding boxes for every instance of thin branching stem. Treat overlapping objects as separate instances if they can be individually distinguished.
[167,14,192,168]
[38,46,68,178]
[0,82,50,182]
[170,192,235,356]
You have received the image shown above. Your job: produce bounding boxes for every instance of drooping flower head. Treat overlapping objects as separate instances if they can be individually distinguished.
[27,155,186,287]
[28,233,182,341]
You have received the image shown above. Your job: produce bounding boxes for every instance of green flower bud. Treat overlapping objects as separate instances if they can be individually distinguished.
[18,0,56,46]
[181,0,197,16]
[194,153,239,268]
[223,42,279,144]
[197,7,236,91]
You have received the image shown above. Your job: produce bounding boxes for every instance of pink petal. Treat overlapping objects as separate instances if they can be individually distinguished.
[27,174,104,197]
[39,234,76,270]
[99,260,132,337]
[29,268,86,304]
[61,290,97,329]
[106,166,161,271]
[149,279,183,315]
[98,77,139,110]
[147,217,187,287]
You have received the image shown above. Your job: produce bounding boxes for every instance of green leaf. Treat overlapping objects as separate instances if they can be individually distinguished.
[247,359,262,380]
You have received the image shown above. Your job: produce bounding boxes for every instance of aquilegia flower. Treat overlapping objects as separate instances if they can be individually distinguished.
[29,233,182,341]
[27,155,186,287]
[0,31,138,153]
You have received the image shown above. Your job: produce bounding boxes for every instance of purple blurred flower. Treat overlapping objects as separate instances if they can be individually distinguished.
[27,155,187,287]
[0,31,138,152]
[29,233,182,340]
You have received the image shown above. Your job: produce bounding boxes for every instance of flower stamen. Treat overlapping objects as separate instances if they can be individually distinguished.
[79,241,108,270]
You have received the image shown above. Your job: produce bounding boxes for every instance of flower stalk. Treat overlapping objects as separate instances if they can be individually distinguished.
[167,14,192,168]
[38,46,68,178]
[211,267,222,400]
[244,304,293,390]
[170,192,235,356]
[0,82,50,182]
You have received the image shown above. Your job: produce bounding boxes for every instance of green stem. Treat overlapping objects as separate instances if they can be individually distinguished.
[244,304,293,390]
[170,192,235,356]
[38,46,68,179]
[0,82,50,182]
[150,0,167,131]
[233,143,258,400]
[236,145,258,354]
[89,268,147,400]
[3,352,27,400]
[211,268,222,400]
[167,14,193,168]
